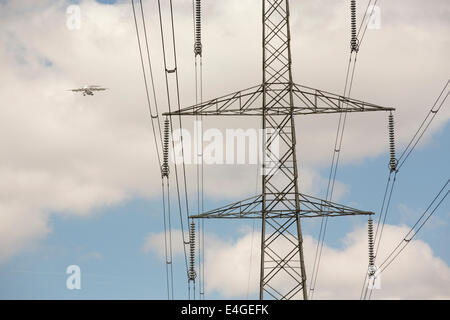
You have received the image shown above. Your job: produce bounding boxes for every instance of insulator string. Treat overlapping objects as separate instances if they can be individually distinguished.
[388,112,397,172]
[162,117,170,178]
[189,220,197,282]
[350,0,359,53]
[368,217,375,275]
[194,0,202,56]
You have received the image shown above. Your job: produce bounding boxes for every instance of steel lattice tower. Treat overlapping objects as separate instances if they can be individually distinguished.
[164,0,394,300]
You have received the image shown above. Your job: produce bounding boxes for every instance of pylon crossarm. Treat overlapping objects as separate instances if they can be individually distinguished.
[189,195,263,219]
[189,193,374,219]
[291,83,395,114]
[162,82,394,117]
[163,85,264,116]
[297,193,374,217]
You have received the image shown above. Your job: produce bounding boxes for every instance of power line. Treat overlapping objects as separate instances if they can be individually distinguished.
[397,79,449,170]
[193,0,205,300]
[157,0,193,298]
[361,80,450,299]
[356,0,373,39]
[379,179,449,274]
[131,0,175,298]
[246,162,261,299]
[361,80,449,298]
[360,170,396,300]
[309,53,359,299]
[161,179,174,299]
[358,0,379,49]
[310,0,366,298]
[130,0,163,167]
[364,179,449,299]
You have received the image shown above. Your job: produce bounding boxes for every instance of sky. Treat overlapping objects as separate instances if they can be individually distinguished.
[0,0,449,299]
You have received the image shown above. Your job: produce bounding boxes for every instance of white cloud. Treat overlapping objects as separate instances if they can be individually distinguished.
[146,224,450,299]
[143,229,186,258]
[0,206,50,262]
[0,0,448,263]
[308,225,450,299]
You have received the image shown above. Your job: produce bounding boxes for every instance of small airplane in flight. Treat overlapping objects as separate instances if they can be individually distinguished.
[69,85,108,96]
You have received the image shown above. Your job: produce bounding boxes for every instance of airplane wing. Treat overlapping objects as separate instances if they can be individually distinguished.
[68,86,108,93]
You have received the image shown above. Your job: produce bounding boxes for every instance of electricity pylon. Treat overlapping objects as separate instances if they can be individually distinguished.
[164,0,394,300]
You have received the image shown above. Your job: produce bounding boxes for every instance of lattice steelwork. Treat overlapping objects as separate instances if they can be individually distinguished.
[164,0,394,300]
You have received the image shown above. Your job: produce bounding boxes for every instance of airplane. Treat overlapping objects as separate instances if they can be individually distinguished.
[69,85,108,96]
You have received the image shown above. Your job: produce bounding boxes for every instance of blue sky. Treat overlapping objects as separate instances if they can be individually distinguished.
[0,0,448,299]
[1,124,448,299]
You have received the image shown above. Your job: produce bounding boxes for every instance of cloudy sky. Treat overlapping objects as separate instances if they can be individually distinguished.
[0,0,449,299]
